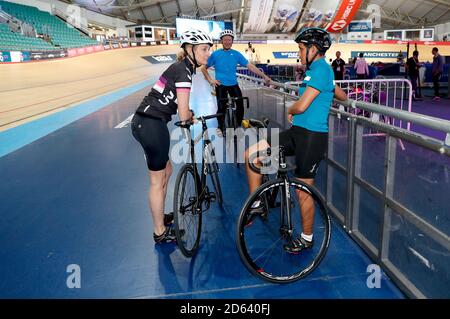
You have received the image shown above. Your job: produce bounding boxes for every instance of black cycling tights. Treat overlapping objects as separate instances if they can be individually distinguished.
[215,84,244,131]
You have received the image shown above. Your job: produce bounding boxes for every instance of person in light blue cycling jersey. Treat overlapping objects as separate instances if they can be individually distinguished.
[245,28,347,254]
[200,29,271,136]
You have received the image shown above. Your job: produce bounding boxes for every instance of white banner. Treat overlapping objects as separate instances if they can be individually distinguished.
[265,0,304,33]
[10,51,24,63]
[296,0,340,32]
[244,0,274,33]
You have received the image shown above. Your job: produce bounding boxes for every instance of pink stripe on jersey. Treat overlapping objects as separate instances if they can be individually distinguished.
[176,88,191,93]
[153,80,165,93]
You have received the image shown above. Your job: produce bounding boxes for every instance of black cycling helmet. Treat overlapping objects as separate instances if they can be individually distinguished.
[295,27,331,69]
[295,27,331,52]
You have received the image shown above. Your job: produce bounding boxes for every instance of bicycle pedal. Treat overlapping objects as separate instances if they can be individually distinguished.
[208,167,218,174]
[261,211,268,220]
[208,192,217,202]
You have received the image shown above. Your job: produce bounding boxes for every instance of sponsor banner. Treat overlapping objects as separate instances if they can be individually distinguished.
[30,50,66,60]
[297,0,339,32]
[21,51,31,61]
[150,41,157,45]
[121,42,129,48]
[351,51,400,59]
[140,42,147,46]
[160,41,167,45]
[326,0,363,33]
[265,0,304,33]
[10,51,22,62]
[103,44,111,50]
[143,54,177,64]
[0,51,12,62]
[347,20,372,40]
[273,51,299,59]
[244,0,274,33]
[341,40,365,44]
[0,51,31,62]
[364,40,450,45]
[348,20,372,32]
[94,45,103,52]
[111,43,120,49]
[68,48,78,57]
[234,40,268,44]
[85,46,94,53]
[131,42,138,47]
[77,47,86,55]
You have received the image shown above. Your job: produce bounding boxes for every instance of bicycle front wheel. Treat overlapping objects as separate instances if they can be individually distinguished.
[236,178,331,283]
[173,164,202,257]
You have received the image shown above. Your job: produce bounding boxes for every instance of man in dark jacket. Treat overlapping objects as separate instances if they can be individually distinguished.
[432,47,444,100]
[406,50,422,99]
[332,51,345,81]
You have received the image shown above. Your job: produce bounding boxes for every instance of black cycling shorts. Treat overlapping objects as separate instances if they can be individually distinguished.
[270,125,328,179]
[131,113,170,171]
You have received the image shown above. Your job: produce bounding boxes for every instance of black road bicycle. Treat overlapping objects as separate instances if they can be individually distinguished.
[219,96,249,166]
[236,144,331,283]
[173,114,223,257]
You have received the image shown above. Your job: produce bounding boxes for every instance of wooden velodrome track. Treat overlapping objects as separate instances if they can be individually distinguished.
[0,46,179,131]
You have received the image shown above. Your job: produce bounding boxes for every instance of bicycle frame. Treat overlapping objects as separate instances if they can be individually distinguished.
[218,96,250,129]
[272,147,295,238]
[183,118,217,206]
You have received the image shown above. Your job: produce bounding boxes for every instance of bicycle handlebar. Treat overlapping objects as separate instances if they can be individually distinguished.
[174,113,223,129]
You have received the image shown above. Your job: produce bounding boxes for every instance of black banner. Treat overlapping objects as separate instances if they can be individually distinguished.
[142,54,177,64]
[29,50,67,60]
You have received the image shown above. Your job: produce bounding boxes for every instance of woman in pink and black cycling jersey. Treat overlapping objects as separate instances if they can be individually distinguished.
[131,30,213,244]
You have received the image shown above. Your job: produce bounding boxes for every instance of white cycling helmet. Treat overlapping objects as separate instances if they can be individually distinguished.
[220,29,235,39]
[180,29,213,47]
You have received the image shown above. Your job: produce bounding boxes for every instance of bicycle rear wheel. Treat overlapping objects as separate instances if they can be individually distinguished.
[173,164,202,257]
[236,178,331,283]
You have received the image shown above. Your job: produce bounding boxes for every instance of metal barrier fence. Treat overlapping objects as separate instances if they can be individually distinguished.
[237,64,302,82]
[237,74,450,298]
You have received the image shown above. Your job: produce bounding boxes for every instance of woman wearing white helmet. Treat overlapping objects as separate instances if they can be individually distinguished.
[131,29,213,244]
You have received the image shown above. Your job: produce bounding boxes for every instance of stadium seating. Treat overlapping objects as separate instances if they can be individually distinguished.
[0,0,98,51]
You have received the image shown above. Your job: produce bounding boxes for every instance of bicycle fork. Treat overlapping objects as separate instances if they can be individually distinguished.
[280,178,294,239]
[278,146,294,239]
